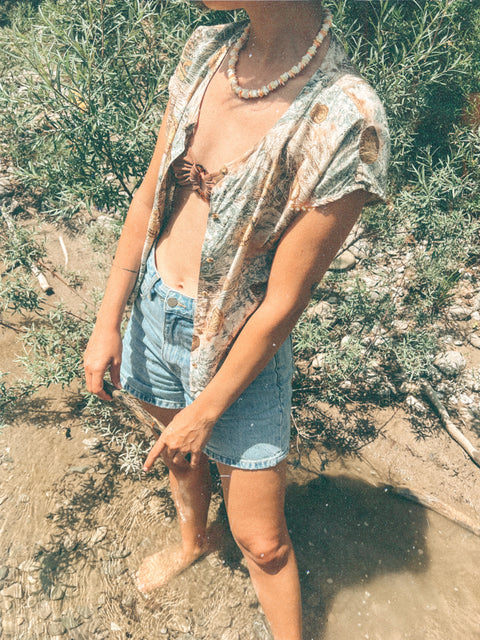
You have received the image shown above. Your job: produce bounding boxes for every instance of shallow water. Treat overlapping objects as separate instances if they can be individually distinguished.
[0,417,479,640]
[286,473,480,640]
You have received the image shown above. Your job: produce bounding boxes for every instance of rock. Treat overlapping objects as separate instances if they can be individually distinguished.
[0,566,9,580]
[110,622,122,631]
[211,609,232,629]
[38,600,52,620]
[109,547,131,559]
[47,621,66,636]
[398,380,420,393]
[0,176,14,195]
[1,582,22,598]
[459,393,474,405]
[329,249,356,271]
[90,527,107,545]
[471,292,480,311]
[101,560,126,577]
[121,595,136,608]
[434,351,466,376]
[468,334,480,349]
[310,353,326,371]
[66,465,90,475]
[406,395,427,414]
[82,437,101,449]
[50,585,66,600]
[307,301,335,323]
[18,558,38,572]
[2,615,18,636]
[77,606,93,619]
[448,305,471,321]
[61,612,82,630]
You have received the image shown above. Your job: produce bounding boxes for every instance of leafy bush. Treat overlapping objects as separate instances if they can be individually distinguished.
[1,0,479,467]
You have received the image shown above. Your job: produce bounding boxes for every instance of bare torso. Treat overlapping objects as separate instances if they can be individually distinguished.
[155,32,331,297]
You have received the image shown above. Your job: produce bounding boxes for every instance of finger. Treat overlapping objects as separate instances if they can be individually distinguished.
[190,452,202,468]
[90,372,113,401]
[110,361,122,390]
[143,439,165,472]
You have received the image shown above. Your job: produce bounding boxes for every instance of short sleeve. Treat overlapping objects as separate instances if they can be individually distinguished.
[288,80,390,212]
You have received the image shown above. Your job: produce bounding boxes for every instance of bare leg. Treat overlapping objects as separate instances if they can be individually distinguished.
[135,402,212,593]
[218,460,302,640]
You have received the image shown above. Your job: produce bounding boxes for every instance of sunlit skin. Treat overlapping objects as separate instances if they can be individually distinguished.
[84,2,368,638]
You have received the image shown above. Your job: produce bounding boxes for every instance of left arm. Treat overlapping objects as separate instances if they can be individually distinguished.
[144,189,368,470]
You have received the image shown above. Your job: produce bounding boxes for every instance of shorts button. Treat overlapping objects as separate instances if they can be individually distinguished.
[167,297,178,307]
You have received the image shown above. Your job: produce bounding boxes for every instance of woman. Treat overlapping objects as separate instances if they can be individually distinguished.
[83,1,389,638]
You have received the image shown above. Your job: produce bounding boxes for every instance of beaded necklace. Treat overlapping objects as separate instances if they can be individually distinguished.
[227,9,333,100]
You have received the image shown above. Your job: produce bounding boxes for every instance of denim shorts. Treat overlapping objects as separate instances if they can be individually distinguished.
[120,247,294,470]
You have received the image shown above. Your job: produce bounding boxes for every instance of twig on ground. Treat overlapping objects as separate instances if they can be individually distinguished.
[59,235,68,267]
[420,380,480,468]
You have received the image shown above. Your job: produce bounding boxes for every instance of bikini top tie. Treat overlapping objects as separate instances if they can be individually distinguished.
[171,152,228,203]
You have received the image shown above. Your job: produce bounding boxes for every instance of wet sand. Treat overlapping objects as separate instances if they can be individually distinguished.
[1,393,480,640]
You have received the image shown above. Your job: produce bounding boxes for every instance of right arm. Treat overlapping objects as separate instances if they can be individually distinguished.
[83,101,172,401]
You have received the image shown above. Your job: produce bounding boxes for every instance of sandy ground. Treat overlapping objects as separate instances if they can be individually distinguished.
[1,220,480,640]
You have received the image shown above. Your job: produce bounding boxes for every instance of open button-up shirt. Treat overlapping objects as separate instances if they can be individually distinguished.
[130,21,390,399]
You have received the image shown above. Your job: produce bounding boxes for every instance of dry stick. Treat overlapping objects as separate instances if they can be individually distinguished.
[58,235,68,268]
[420,380,480,467]
[103,380,164,439]
[1,207,54,295]
[292,458,480,537]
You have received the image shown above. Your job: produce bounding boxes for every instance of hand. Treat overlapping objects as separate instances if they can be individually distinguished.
[83,324,123,401]
[143,403,216,471]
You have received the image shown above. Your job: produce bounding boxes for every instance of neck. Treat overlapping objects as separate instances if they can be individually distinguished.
[242,2,325,62]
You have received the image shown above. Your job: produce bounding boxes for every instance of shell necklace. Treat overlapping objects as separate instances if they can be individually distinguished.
[227,9,333,100]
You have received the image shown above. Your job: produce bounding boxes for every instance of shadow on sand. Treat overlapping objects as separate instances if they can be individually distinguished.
[285,473,429,640]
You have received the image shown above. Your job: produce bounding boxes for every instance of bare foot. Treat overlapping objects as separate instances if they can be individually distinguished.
[135,543,207,594]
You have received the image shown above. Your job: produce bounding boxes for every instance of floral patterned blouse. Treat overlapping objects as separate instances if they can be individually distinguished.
[130,21,390,399]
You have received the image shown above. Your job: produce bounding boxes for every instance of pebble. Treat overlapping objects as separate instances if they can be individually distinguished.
[66,465,90,475]
[109,547,131,559]
[310,353,326,370]
[101,560,126,577]
[38,600,52,620]
[61,612,82,630]
[307,301,335,323]
[2,616,18,635]
[0,176,14,195]
[78,606,93,619]
[82,437,101,449]
[47,621,66,636]
[329,249,356,271]
[90,527,107,545]
[50,585,66,600]
[448,305,471,321]
[434,351,466,376]
[1,582,23,598]
[468,334,480,349]
[211,609,232,629]
[406,395,427,414]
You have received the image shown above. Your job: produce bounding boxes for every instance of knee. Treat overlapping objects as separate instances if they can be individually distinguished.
[234,531,291,574]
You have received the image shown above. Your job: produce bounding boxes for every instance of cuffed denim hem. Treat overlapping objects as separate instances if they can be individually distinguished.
[120,377,187,411]
[203,446,289,470]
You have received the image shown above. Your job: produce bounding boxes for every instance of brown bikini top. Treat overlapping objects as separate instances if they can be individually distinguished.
[171,151,228,203]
